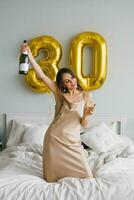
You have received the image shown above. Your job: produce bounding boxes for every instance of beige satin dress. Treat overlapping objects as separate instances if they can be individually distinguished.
[43,92,93,182]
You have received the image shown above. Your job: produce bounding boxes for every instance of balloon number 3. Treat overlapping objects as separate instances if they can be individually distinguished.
[25,32,107,93]
[25,35,62,93]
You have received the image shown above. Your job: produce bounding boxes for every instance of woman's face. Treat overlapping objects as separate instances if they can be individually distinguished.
[62,73,77,90]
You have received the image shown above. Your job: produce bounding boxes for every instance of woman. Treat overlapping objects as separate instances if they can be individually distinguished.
[21,43,95,182]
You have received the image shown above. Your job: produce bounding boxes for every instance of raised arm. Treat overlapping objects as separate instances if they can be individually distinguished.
[21,43,59,102]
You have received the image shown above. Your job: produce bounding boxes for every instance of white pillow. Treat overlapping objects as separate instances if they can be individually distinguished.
[110,121,118,133]
[6,120,49,147]
[80,121,118,135]
[6,120,27,147]
[81,122,123,153]
[21,124,48,145]
[120,135,134,146]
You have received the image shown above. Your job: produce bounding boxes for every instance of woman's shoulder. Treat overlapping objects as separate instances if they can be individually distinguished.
[82,91,95,106]
[82,91,93,99]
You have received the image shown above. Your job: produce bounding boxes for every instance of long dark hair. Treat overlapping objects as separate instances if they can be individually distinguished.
[56,68,83,93]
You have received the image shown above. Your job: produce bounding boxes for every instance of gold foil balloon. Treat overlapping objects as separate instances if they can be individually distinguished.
[23,33,107,93]
[25,35,62,93]
[70,32,107,90]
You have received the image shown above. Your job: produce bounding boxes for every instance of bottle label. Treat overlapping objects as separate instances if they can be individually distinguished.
[22,50,28,55]
[19,63,29,71]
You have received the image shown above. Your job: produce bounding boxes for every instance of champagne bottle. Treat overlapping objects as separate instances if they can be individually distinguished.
[19,40,29,75]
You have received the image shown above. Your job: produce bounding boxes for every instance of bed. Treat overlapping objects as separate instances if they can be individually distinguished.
[0,112,134,200]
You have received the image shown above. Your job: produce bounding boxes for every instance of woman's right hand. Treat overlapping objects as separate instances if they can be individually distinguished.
[19,40,58,98]
[20,42,30,54]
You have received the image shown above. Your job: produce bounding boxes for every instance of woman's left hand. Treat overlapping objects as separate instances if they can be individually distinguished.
[83,104,96,117]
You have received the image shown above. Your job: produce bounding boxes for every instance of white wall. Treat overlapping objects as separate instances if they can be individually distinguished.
[0,0,134,140]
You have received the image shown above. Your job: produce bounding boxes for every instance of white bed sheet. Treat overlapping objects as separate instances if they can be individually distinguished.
[0,136,134,200]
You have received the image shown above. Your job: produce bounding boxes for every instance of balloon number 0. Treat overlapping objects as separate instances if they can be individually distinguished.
[70,32,107,91]
[25,32,107,93]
